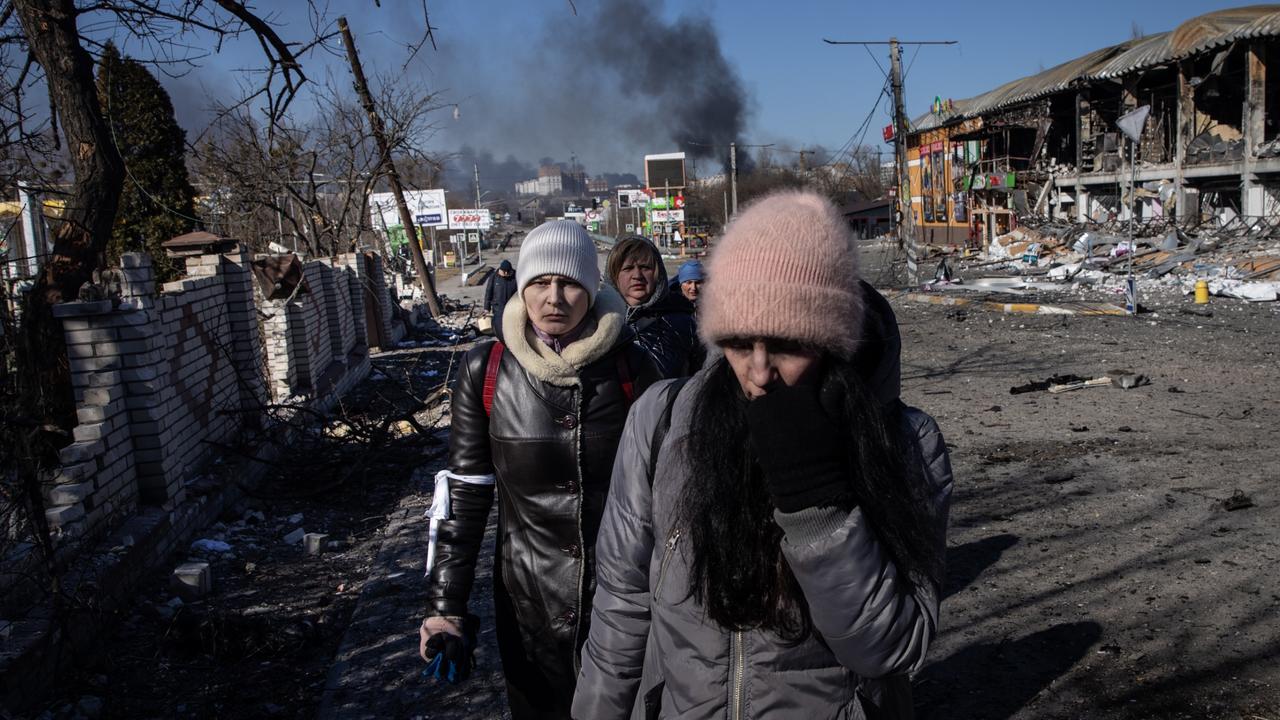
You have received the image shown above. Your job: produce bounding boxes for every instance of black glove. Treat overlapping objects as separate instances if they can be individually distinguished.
[422,614,480,684]
[745,381,852,513]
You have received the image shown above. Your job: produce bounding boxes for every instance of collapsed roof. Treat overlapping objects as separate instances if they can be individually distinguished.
[912,5,1280,132]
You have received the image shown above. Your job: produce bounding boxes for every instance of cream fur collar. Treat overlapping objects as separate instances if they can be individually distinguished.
[501,286,627,387]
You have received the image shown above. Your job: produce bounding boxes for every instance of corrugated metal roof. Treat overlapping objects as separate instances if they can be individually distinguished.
[909,5,1280,133]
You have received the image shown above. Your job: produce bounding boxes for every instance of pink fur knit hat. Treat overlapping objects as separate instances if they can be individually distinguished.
[699,189,864,359]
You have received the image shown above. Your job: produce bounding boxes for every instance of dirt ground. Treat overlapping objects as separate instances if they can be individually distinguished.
[29,334,461,720]
[26,255,1280,720]
[897,291,1280,720]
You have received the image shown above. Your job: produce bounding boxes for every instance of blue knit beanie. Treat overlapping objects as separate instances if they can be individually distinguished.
[676,260,705,284]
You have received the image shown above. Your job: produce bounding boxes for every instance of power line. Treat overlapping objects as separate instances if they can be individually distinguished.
[822,39,958,46]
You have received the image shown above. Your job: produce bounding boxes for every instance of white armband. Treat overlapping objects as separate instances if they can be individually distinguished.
[425,469,496,575]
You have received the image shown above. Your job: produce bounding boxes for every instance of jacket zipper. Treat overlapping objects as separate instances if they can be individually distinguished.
[729,448,751,719]
[730,630,746,720]
[571,387,586,675]
[654,530,680,597]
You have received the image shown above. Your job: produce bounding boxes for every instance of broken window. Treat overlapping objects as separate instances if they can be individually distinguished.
[1185,44,1246,165]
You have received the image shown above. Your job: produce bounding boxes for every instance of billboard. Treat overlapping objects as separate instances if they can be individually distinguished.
[651,209,685,223]
[370,189,448,229]
[644,152,686,191]
[617,189,648,209]
[448,208,493,230]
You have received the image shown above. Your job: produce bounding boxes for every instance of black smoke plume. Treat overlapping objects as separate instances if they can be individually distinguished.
[582,0,750,166]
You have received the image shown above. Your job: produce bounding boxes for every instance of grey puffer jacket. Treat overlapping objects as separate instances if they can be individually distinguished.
[573,291,952,720]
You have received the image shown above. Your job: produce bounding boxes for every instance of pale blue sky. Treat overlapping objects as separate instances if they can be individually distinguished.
[146,0,1249,176]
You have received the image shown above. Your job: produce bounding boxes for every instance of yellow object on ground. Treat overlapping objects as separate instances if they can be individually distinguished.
[1195,280,1210,304]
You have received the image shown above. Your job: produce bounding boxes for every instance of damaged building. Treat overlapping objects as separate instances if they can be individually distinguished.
[905,5,1280,251]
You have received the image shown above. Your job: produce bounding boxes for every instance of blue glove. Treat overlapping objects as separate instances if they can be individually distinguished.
[422,614,479,684]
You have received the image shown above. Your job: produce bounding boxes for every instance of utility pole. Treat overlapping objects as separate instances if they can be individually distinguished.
[729,142,739,217]
[888,37,918,284]
[338,17,442,315]
[474,162,483,264]
[824,37,955,285]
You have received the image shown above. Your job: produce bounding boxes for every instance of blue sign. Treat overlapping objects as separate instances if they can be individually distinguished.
[416,213,443,225]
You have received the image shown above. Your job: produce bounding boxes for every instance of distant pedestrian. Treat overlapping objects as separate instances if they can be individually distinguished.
[419,220,658,720]
[483,259,517,317]
[575,190,953,720]
[605,236,702,378]
[672,260,704,305]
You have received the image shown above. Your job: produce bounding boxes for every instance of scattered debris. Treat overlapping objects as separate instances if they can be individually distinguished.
[304,533,329,556]
[1049,376,1112,394]
[283,527,307,545]
[1011,374,1087,394]
[1220,490,1255,512]
[934,216,1280,306]
[191,538,232,554]
[171,562,213,600]
[1011,371,1146,394]
[1108,370,1148,389]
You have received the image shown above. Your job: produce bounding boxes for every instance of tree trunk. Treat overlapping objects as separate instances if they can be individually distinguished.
[15,0,125,305]
[14,0,125,430]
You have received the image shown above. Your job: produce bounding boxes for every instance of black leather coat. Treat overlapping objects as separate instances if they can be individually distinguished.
[426,296,658,717]
[606,240,703,378]
[628,291,702,379]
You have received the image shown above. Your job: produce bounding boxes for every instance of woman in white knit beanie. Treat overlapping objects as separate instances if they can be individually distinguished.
[419,220,658,720]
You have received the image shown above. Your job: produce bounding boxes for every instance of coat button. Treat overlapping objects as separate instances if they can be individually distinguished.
[560,609,578,625]
[561,543,581,558]
[560,414,577,429]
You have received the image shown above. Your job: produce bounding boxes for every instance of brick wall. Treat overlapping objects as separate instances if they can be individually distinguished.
[42,248,371,551]
[3,247,377,711]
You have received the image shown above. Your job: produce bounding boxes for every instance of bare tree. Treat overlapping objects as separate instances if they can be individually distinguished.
[192,77,446,258]
[0,0,437,611]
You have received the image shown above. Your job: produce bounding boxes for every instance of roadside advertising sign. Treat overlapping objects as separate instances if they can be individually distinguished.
[649,197,670,210]
[651,209,685,223]
[448,208,493,230]
[617,189,648,209]
[371,189,447,229]
[673,195,685,209]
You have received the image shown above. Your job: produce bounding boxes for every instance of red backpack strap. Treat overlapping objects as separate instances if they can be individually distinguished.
[482,341,505,416]
[615,351,635,405]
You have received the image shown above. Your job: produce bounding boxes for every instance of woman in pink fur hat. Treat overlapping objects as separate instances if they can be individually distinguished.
[575,189,954,719]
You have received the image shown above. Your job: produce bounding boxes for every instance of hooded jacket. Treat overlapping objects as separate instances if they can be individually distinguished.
[484,260,518,316]
[606,241,702,379]
[427,286,659,718]
[573,284,953,720]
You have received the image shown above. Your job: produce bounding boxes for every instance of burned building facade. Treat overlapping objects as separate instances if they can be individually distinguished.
[905,6,1280,250]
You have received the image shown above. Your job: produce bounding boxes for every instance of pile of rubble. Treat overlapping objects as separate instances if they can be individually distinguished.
[943,217,1280,303]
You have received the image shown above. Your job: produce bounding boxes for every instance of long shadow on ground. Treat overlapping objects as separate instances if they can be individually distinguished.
[916,622,1103,720]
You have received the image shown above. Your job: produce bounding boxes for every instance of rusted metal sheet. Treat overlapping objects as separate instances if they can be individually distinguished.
[249,254,309,300]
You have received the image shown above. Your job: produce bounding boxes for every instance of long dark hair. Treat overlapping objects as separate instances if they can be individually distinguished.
[677,356,941,641]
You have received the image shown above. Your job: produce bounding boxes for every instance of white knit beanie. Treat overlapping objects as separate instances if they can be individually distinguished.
[516,220,601,305]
